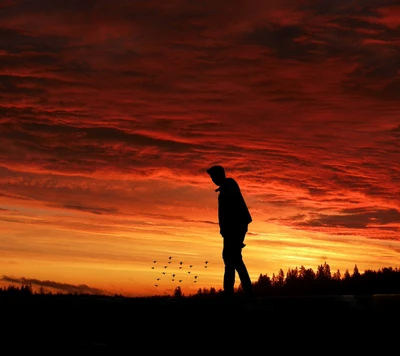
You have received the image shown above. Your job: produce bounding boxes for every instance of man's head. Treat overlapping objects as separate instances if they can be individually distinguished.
[207,165,226,186]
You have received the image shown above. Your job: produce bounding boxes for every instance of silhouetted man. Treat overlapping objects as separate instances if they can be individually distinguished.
[207,165,253,297]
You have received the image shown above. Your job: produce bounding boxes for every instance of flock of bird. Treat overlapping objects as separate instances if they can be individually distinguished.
[151,256,209,288]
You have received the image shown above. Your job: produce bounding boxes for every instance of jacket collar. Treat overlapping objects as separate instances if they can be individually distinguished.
[215,178,228,192]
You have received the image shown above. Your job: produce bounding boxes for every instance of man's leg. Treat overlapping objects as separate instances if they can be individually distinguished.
[223,266,235,295]
[235,231,253,294]
[222,240,235,294]
[236,259,252,293]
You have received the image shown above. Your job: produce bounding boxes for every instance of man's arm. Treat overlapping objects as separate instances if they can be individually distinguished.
[219,180,250,236]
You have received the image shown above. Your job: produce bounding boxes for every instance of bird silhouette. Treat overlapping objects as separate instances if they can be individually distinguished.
[179,280,182,283]
[189,265,192,268]
[153,261,156,263]
[194,276,197,279]
[172,279,175,281]
[162,272,166,275]
[169,256,172,260]
[157,278,160,281]
[188,271,191,274]
[168,261,171,264]
[164,266,167,269]
[179,267,182,269]
[172,274,175,277]
[194,281,197,283]
[151,267,154,269]
[155,284,158,287]
[205,261,208,264]
[180,262,183,265]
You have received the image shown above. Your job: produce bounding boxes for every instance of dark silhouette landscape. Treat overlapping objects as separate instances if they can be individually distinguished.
[3,262,400,349]
[5,262,400,299]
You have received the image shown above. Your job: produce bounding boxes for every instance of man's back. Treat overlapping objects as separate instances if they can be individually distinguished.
[218,178,252,233]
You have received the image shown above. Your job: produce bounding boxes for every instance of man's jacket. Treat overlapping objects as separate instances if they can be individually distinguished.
[216,178,252,236]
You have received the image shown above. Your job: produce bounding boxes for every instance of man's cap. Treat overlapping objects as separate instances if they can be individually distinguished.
[206,165,225,176]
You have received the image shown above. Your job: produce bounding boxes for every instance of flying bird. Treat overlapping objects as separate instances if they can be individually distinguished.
[190,265,192,268]
[194,276,197,279]
[151,267,154,269]
[162,272,166,275]
[157,278,160,281]
[179,280,182,283]
[164,266,167,269]
[153,261,156,263]
[172,279,175,281]
[180,262,183,265]
[188,271,191,274]
[172,274,175,277]
[169,256,172,260]
[155,284,158,287]
[205,261,208,264]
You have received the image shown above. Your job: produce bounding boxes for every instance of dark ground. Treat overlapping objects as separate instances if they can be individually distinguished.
[3,294,399,351]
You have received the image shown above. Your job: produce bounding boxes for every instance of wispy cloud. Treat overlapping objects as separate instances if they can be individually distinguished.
[1,275,106,295]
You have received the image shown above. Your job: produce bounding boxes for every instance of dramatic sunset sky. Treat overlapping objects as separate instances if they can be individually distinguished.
[1,0,400,297]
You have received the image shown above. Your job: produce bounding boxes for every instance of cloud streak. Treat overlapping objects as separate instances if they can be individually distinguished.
[1,275,106,295]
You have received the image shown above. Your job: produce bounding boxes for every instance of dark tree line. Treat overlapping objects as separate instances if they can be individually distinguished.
[195,263,400,296]
[0,285,124,299]
[0,284,34,298]
[2,263,400,298]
